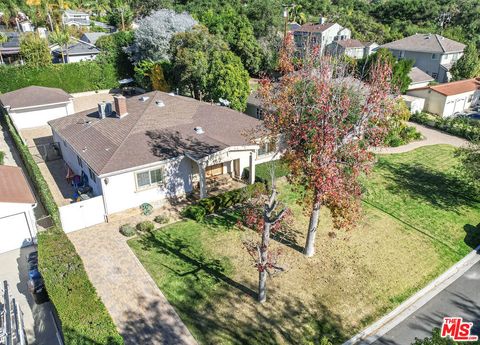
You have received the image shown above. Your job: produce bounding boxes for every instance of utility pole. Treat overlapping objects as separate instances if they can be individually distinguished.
[282,3,294,41]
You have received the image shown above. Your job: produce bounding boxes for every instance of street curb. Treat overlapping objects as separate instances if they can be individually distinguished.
[343,245,480,345]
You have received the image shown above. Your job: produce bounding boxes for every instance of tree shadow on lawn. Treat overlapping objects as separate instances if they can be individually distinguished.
[377,161,479,212]
[464,223,480,250]
[138,231,257,299]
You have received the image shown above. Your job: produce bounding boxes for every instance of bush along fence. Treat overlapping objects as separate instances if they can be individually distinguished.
[1,114,124,345]
[411,112,480,140]
[183,182,266,222]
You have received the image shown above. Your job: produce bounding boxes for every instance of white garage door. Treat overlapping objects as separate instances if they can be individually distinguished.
[0,213,33,254]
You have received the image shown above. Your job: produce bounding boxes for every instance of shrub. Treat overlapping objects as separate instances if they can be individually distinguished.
[119,224,136,237]
[140,203,153,216]
[38,228,124,345]
[411,112,480,141]
[154,215,169,224]
[0,151,4,165]
[0,61,119,94]
[136,220,155,232]
[182,183,266,221]
[2,115,60,225]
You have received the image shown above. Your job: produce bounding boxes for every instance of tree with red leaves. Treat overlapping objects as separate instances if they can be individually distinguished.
[259,34,396,257]
[239,182,292,303]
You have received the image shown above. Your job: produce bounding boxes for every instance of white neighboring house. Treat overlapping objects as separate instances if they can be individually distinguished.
[326,39,377,59]
[401,95,426,114]
[0,86,74,129]
[407,78,480,117]
[52,39,101,63]
[293,18,351,55]
[49,91,278,216]
[62,9,90,27]
[408,67,435,90]
[0,165,37,254]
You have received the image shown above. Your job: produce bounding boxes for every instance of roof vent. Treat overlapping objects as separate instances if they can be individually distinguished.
[98,101,106,119]
[156,100,165,107]
[140,96,149,102]
[168,92,175,96]
[218,98,231,107]
[194,127,204,134]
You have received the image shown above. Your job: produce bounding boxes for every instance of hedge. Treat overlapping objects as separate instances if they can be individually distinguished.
[3,114,60,225]
[411,112,480,141]
[182,183,266,221]
[0,61,119,94]
[38,229,124,345]
[2,114,124,345]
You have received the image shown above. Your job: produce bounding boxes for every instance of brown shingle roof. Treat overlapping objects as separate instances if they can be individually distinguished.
[336,39,364,48]
[382,34,465,53]
[49,91,261,175]
[0,165,36,204]
[293,23,335,33]
[409,67,435,84]
[414,78,480,96]
[0,86,72,110]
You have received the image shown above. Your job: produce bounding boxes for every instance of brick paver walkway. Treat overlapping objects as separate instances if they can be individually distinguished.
[68,216,197,345]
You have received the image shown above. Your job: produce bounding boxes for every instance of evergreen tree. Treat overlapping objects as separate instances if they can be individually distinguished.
[450,44,480,81]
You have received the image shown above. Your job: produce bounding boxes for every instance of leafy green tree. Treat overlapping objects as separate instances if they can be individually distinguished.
[288,4,307,24]
[49,26,70,63]
[107,0,134,30]
[450,44,480,81]
[96,31,134,78]
[170,26,249,111]
[456,140,480,193]
[20,33,52,67]
[199,6,262,75]
[0,32,7,65]
[245,0,282,38]
[411,328,456,345]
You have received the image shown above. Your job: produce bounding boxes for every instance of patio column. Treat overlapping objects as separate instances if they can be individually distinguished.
[249,151,255,185]
[198,161,207,199]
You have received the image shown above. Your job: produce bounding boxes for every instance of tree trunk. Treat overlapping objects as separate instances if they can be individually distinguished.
[304,198,321,257]
[258,221,271,303]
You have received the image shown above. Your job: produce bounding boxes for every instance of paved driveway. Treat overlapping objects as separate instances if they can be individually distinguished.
[373,261,480,345]
[68,216,197,345]
[0,246,60,345]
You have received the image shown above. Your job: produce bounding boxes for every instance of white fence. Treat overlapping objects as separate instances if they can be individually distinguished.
[59,196,105,233]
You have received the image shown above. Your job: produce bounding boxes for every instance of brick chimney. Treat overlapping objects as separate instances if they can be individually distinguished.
[114,95,128,118]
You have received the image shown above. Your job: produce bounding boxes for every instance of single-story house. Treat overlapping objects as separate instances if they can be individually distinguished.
[326,39,374,59]
[52,39,101,63]
[0,86,74,129]
[80,32,109,45]
[407,78,480,117]
[401,94,425,114]
[0,165,37,254]
[408,67,435,90]
[49,91,278,216]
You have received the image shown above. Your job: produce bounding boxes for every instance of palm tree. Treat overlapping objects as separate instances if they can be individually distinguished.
[0,32,7,65]
[288,4,307,25]
[49,26,70,63]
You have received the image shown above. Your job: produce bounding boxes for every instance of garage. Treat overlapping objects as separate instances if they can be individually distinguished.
[0,212,34,254]
[0,165,37,254]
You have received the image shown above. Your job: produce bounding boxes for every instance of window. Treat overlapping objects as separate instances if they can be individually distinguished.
[88,168,96,183]
[77,155,83,168]
[135,168,163,190]
[258,138,277,157]
[399,50,405,58]
[431,53,438,60]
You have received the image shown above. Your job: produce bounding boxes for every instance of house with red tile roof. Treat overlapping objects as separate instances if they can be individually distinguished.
[407,78,480,117]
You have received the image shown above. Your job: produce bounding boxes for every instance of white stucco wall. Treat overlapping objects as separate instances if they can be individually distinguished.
[443,91,479,117]
[67,54,98,63]
[9,101,74,129]
[0,202,37,253]
[101,156,193,214]
[408,81,431,90]
[407,89,446,116]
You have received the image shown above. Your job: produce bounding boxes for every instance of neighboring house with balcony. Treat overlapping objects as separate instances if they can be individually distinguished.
[62,10,90,27]
[406,78,480,117]
[293,18,351,55]
[48,91,279,216]
[326,39,378,59]
[381,33,465,83]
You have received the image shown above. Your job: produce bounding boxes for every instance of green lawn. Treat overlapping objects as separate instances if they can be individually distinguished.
[128,145,480,345]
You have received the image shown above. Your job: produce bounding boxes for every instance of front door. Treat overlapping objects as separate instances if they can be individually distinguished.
[206,163,223,177]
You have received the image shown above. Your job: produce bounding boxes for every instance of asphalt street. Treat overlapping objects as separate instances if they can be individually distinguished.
[372,261,480,345]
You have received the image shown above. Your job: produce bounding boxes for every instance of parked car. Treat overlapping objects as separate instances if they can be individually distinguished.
[466,112,480,121]
[27,251,49,304]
